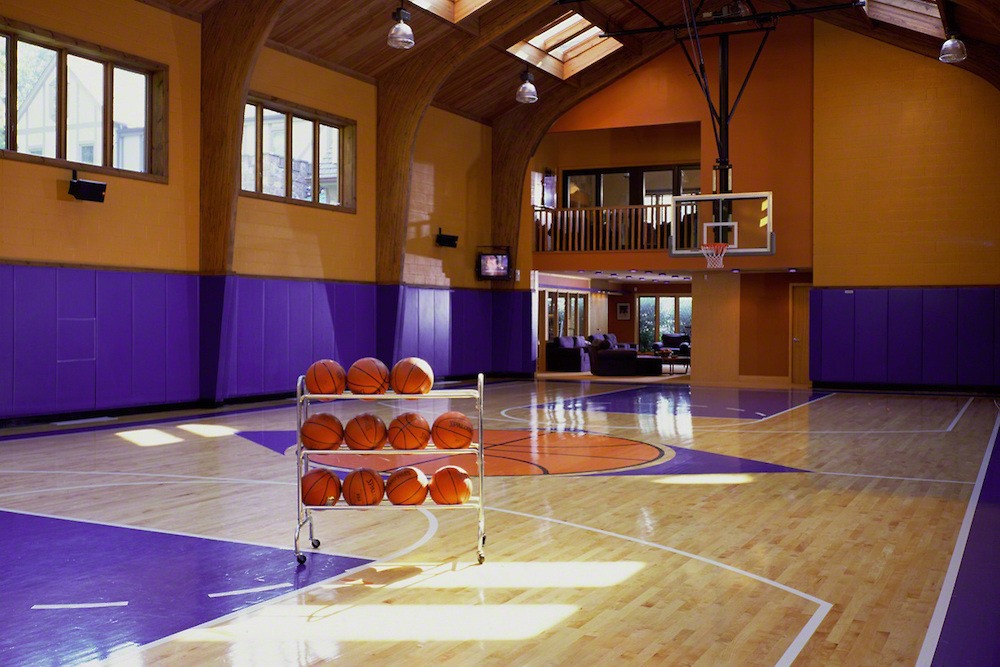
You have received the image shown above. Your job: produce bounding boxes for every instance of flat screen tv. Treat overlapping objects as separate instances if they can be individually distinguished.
[477,252,511,280]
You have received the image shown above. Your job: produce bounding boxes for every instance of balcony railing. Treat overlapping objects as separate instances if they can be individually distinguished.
[533,192,773,256]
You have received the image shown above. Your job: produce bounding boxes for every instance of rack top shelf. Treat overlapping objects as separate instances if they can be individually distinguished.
[300,388,480,401]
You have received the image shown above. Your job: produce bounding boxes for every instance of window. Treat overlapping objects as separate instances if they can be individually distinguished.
[637,295,692,350]
[508,12,623,80]
[563,164,701,208]
[241,94,356,211]
[546,291,587,339]
[1,19,165,177]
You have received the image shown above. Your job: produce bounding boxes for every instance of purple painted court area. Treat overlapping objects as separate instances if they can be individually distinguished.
[0,511,371,665]
[931,425,1000,666]
[555,385,827,419]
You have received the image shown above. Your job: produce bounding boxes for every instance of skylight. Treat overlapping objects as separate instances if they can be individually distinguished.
[509,12,623,80]
[408,0,496,24]
[865,0,944,38]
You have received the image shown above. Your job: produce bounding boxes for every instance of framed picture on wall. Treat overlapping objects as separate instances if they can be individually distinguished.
[616,303,630,320]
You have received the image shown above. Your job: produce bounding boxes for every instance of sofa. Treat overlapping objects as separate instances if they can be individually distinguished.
[545,335,591,372]
[588,339,662,376]
[588,333,637,350]
[653,332,690,354]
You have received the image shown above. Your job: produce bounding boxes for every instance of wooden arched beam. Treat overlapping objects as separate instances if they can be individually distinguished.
[949,0,1000,32]
[490,36,679,273]
[200,0,287,274]
[375,0,554,285]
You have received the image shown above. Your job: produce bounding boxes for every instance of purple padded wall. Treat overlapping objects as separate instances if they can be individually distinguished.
[996,288,1000,386]
[56,268,97,413]
[819,290,855,383]
[809,288,822,382]
[96,271,134,407]
[957,288,994,387]
[12,266,58,416]
[853,289,888,384]
[492,290,535,374]
[164,274,200,403]
[886,289,923,384]
[0,266,12,418]
[131,273,168,406]
[451,289,493,377]
[922,289,958,386]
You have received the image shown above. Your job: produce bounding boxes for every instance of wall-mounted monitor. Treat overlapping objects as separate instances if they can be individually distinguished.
[476,251,511,280]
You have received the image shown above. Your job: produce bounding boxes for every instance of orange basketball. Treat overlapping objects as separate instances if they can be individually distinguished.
[386,467,429,505]
[390,357,434,394]
[344,413,388,450]
[301,469,341,506]
[429,465,472,505]
[342,468,385,506]
[300,413,344,450]
[346,357,390,395]
[305,359,346,395]
[387,412,431,450]
[431,411,475,449]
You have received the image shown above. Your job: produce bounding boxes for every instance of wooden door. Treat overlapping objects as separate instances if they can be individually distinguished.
[791,284,810,385]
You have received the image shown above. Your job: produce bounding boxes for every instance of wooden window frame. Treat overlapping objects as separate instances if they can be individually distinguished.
[241,92,357,214]
[0,15,167,182]
[562,163,701,208]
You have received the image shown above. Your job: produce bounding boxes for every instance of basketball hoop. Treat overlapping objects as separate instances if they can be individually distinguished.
[700,242,729,269]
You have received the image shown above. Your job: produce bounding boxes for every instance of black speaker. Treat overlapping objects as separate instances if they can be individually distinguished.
[435,228,458,248]
[69,171,107,202]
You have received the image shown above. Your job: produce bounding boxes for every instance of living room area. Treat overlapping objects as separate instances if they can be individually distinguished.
[537,272,693,383]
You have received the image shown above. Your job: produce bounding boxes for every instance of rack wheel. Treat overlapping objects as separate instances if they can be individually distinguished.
[311,538,321,548]
[477,552,485,565]
[296,554,307,564]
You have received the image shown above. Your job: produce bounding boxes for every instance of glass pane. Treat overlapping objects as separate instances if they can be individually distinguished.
[0,36,7,150]
[547,293,557,339]
[67,55,103,166]
[680,168,701,194]
[557,295,566,337]
[678,297,693,333]
[637,297,656,351]
[576,295,587,335]
[566,174,595,208]
[658,296,676,334]
[291,117,313,201]
[16,42,58,158]
[318,123,339,205]
[566,296,576,337]
[601,172,629,207]
[113,67,147,172]
[241,104,256,191]
[261,108,286,196]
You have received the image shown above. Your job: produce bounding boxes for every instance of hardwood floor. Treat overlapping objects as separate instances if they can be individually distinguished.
[0,381,996,665]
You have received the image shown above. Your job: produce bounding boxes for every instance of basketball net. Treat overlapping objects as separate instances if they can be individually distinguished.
[700,242,729,269]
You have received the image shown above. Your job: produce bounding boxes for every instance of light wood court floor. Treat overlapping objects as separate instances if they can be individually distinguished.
[1,381,997,665]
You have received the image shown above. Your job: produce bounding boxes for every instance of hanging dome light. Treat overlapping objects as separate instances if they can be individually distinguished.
[387,4,415,50]
[515,70,538,104]
[939,35,967,63]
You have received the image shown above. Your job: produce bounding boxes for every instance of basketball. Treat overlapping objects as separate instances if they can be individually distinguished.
[344,413,388,450]
[390,357,434,394]
[346,357,390,395]
[305,359,346,396]
[301,469,341,506]
[387,412,431,450]
[385,467,429,505]
[431,411,475,449]
[429,465,472,505]
[342,468,385,506]
[300,413,344,450]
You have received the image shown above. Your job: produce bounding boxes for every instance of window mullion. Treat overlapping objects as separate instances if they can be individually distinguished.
[285,111,292,198]
[56,48,66,160]
[255,104,263,193]
[312,119,319,203]
[103,62,113,168]
[6,36,15,151]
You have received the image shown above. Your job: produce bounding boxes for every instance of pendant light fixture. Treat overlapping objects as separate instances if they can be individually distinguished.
[387,1,415,50]
[939,35,967,63]
[515,69,538,104]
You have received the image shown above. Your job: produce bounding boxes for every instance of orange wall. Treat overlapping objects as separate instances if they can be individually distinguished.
[0,0,200,271]
[813,23,1000,286]
[404,106,493,289]
[547,17,814,272]
[537,122,700,175]
[234,48,377,281]
[738,272,811,377]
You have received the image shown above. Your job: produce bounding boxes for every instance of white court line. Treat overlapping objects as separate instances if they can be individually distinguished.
[490,506,832,667]
[51,416,119,425]
[208,583,293,598]
[916,411,1000,666]
[499,385,640,423]
[32,601,128,610]
[0,468,291,486]
[812,471,972,486]
[725,407,746,412]
[111,509,440,662]
[946,397,974,432]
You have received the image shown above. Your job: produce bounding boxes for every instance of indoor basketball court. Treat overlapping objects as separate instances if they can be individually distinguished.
[1,379,996,665]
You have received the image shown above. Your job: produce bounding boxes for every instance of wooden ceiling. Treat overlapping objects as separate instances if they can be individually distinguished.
[141,0,1000,123]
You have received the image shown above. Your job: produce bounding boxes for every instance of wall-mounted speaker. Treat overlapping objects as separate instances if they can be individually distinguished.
[435,228,458,248]
[69,171,107,203]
